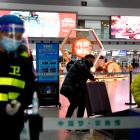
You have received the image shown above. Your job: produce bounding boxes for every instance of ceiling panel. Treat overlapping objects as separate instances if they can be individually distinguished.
[0,0,140,8]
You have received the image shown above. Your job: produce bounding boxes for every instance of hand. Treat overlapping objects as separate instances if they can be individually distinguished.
[5,100,21,116]
[91,77,96,81]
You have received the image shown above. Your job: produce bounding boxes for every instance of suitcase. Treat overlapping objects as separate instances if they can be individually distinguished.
[86,81,112,117]
[86,81,129,140]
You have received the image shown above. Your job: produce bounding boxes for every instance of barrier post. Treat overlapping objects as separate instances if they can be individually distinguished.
[125,65,136,105]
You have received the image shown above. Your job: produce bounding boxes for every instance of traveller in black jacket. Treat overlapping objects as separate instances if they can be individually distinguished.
[0,14,36,140]
[66,54,77,71]
[60,54,95,118]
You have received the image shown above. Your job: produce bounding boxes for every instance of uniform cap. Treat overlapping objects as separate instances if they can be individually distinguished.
[0,14,24,33]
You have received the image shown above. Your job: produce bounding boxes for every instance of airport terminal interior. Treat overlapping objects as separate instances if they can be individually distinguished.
[1,0,140,140]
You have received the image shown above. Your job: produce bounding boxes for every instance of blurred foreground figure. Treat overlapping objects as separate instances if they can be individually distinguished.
[0,14,36,140]
[131,73,140,107]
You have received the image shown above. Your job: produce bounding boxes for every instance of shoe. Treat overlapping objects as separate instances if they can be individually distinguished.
[80,129,89,132]
[75,129,81,132]
[75,129,89,132]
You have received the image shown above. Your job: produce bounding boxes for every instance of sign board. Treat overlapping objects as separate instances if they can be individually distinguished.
[72,38,93,58]
[36,43,59,82]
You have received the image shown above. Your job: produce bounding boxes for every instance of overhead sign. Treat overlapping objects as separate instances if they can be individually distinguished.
[0,10,77,38]
[72,38,93,58]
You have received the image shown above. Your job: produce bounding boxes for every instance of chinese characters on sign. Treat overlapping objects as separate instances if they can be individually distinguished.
[72,38,93,58]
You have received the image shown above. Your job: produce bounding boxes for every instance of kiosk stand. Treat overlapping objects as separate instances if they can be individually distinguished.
[36,43,60,107]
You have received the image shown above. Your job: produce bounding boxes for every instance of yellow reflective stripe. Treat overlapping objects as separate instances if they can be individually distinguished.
[8,92,20,100]
[20,51,28,57]
[0,93,8,101]
[0,77,25,89]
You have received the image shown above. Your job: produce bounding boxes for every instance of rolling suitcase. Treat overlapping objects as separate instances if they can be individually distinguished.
[86,81,112,117]
[86,81,129,139]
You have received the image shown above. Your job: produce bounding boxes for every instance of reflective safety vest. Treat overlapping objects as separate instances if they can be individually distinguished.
[0,77,25,101]
[0,48,30,102]
[19,50,29,58]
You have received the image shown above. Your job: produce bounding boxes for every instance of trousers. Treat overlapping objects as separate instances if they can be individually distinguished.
[66,89,86,118]
[0,108,24,140]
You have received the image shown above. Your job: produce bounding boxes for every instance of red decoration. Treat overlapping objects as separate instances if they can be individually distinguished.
[72,38,93,58]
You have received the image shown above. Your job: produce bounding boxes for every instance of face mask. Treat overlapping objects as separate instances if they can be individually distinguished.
[0,36,21,52]
[71,57,76,61]
[71,55,76,61]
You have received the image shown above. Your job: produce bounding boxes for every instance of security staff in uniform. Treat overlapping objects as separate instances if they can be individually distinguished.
[0,14,36,140]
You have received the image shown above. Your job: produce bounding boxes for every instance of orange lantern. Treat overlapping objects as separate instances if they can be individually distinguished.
[104,61,121,72]
[72,38,93,58]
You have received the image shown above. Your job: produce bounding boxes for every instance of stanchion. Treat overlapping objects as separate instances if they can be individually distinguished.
[125,65,136,105]
[29,114,42,140]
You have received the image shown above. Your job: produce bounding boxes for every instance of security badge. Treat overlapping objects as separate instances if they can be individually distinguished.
[9,66,21,76]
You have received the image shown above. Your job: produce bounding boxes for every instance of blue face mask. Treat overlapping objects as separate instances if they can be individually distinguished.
[0,36,21,52]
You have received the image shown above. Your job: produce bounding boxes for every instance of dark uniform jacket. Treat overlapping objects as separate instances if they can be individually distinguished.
[0,45,36,116]
[60,58,95,101]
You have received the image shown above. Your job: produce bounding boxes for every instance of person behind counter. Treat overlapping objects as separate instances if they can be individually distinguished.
[95,55,106,72]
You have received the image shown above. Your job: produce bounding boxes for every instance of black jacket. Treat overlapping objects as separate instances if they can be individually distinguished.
[66,60,74,71]
[60,58,95,100]
[0,45,36,113]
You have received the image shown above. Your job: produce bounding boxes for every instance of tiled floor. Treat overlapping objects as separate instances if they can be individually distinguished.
[40,130,113,140]
[39,75,137,140]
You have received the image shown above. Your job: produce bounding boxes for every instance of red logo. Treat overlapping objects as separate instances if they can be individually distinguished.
[72,38,92,58]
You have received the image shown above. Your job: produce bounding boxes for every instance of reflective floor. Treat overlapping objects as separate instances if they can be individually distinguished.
[39,76,137,140]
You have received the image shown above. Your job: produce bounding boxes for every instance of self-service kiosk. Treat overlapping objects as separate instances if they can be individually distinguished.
[36,43,59,106]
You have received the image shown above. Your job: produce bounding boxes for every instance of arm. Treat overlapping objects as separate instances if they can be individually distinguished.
[76,60,95,81]
[60,29,72,63]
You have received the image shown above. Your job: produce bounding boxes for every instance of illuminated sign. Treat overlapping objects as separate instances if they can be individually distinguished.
[72,38,93,58]
[0,10,77,38]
